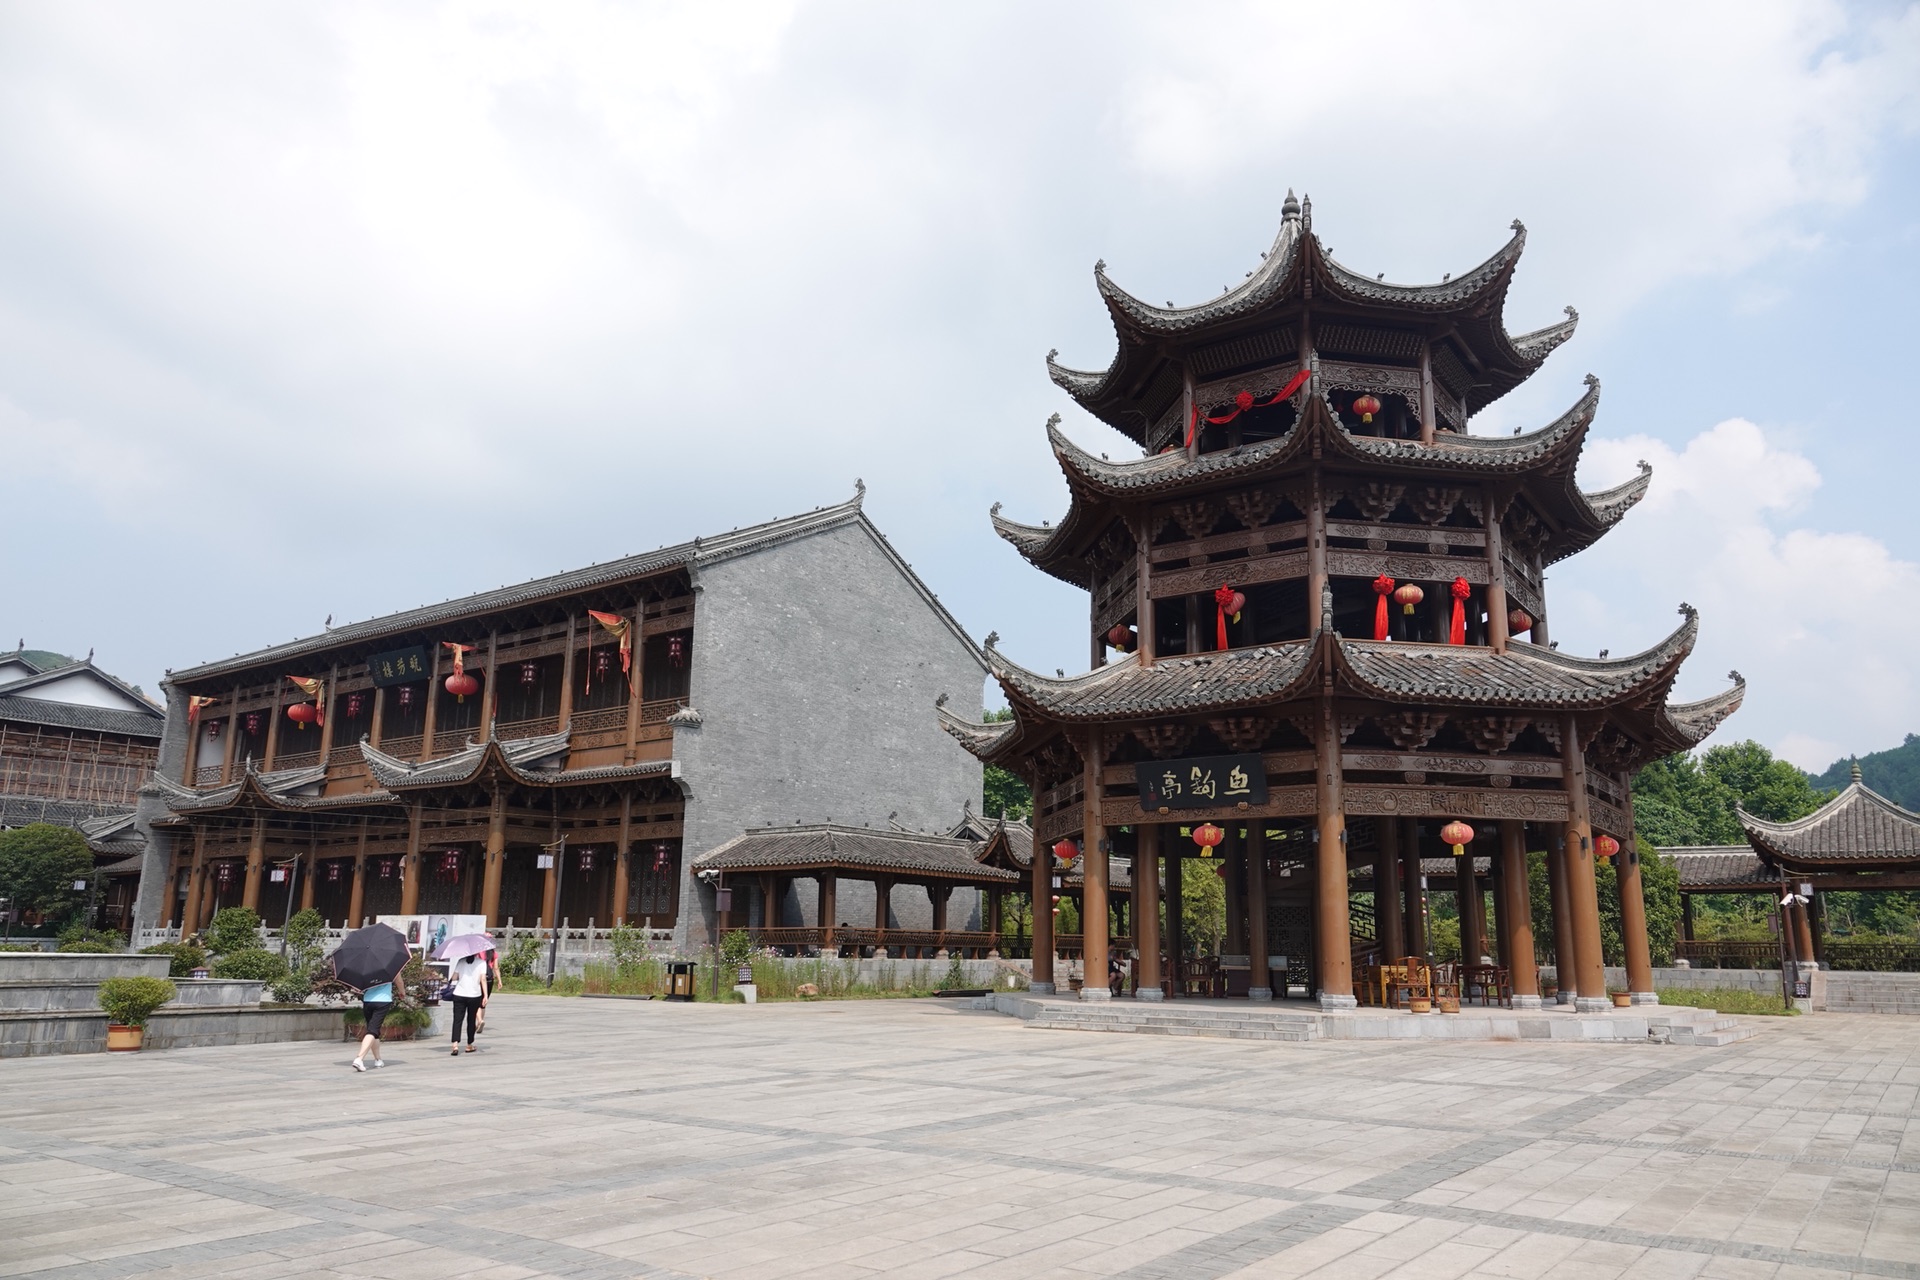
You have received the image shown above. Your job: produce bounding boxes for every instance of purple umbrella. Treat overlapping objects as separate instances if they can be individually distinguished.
[431,932,498,962]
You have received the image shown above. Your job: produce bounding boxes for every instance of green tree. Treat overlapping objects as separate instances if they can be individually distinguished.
[206,906,263,955]
[0,824,93,924]
[1632,741,1830,849]
[980,709,1032,820]
[1180,856,1226,956]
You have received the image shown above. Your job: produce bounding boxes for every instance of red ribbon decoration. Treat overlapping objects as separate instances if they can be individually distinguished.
[1372,575,1395,642]
[1185,367,1313,448]
[1449,577,1471,646]
[1213,584,1245,651]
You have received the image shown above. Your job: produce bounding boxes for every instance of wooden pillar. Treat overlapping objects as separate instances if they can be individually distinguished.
[542,811,560,929]
[347,823,367,928]
[1165,839,1185,995]
[420,644,442,761]
[1809,892,1827,966]
[818,873,837,951]
[1134,826,1163,1000]
[930,884,950,934]
[1418,337,1437,445]
[481,792,506,925]
[1307,470,1328,626]
[1134,517,1156,667]
[1458,853,1484,964]
[369,686,385,750]
[1222,826,1246,956]
[1616,835,1657,1001]
[987,888,1003,944]
[262,693,282,772]
[557,614,577,729]
[1681,893,1695,942]
[1246,825,1271,999]
[480,631,499,743]
[1546,826,1578,1003]
[241,817,267,910]
[873,877,891,932]
[612,793,633,925]
[1376,817,1406,961]
[179,831,207,936]
[400,804,423,915]
[1029,790,1055,992]
[460,850,477,915]
[1400,818,1426,958]
[1484,500,1510,654]
[1561,716,1608,1008]
[1791,896,1817,968]
[220,686,241,782]
[1499,821,1540,1003]
[623,603,648,764]
[1080,729,1110,1001]
[300,840,317,912]
[317,667,338,764]
[1313,697,1354,1007]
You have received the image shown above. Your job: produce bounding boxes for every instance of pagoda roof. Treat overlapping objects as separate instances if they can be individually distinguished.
[1663,846,1773,892]
[1739,775,1920,871]
[145,763,400,816]
[359,729,673,791]
[692,824,1020,885]
[1049,195,1576,443]
[997,378,1651,587]
[941,606,1739,772]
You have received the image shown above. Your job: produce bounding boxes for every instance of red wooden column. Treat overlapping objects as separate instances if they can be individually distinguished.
[1164,836,1185,996]
[480,793,506,926]
[1080,729,1110,1001]
[300,841,318,912]
[347,823,368,928]
[1246,825,1271,1000]
[241,817,267,910]
[1499,820,1541,1006]
[1399,818,1425,959]
[1029,808,1055,993]
[178,830,207,936]
[399,804,423,916]
[1546,826,1578,1004]
[817,873,837,952]
[1458,853,1484,964]
[1616,835,1658,1003]
[612,795,633,926]
[1376,818,1406,962]
[1313,694,1355,1008]
[1133,826,1163,1001]
[1561,715,1609,1010]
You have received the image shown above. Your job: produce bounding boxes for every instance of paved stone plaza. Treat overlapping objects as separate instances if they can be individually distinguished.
[2,997,1917,1279]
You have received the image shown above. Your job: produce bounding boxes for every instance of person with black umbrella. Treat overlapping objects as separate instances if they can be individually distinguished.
[329,923,411,1074]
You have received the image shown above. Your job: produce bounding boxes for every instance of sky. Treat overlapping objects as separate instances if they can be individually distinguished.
[2,1,1918,772]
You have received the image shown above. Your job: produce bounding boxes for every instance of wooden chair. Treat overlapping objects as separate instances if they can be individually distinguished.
[1387,958,1430,1008]
[1463,964,1510,1007]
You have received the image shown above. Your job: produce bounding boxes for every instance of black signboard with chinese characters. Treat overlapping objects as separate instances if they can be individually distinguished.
[367,645,430,688]
[1135,754,1268,811]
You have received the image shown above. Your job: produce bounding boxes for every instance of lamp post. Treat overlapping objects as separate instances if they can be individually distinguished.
[275,858,299,955]
[544,836,568,988]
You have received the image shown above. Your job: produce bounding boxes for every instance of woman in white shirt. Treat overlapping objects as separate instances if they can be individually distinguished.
[447,953,488,1055]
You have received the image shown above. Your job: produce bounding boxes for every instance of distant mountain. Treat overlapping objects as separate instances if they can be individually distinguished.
[1810,734,1920,811]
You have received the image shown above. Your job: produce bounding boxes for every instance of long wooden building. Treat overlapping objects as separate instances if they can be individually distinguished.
[941,193,1744,1010]
[131,491,987,949]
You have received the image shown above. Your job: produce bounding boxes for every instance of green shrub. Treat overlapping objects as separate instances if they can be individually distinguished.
[142,941,208,977]
[719,929,753,971]
[498,934,541,978]
[0,942,43,952]
[206,907,262,955]
[607,922,650,968]
[97,976,178,1028]
[59,924,125,950]
[210,948,288,981]
[268,967,315,1004]
[58,940,117,953]
[1657,986,1797,1016]
[282,909,327,969]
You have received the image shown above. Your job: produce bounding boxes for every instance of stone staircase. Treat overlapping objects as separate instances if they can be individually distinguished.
[1008,995,1322,1041]
[1821,972,1920,1015]
[1646,1008,1757,1046]
[1,954,342,1057]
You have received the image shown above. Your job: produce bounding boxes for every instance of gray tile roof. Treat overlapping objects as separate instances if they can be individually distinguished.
[1740,782,1920,867]
[984,643,1316,723]
[1663,846,1771,890]
[693,825,1021,884]
[361,730,673,791]
[0,796,135,829]
[0,693,164,739]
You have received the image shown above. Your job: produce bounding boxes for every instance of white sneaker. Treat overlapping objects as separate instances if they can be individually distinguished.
[351,1060,366,1072]
[372,1059,385,1068]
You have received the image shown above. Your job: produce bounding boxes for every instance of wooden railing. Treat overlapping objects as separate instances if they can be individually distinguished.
[378,735,423,759]
[569,706,628,734]
[492,716,559,741]
[751,927,1005,959]
[271,750,321,773]
[1825,941,1920,972]
[195,765,225,786]
[1676,941,1781,969]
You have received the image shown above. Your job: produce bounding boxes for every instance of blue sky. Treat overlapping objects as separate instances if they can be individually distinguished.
[2,2,1917,770]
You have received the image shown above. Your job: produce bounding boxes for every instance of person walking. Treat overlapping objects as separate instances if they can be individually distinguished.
[351,979,393,1072]
[476,947,500,1034]
[447,951,488,1055]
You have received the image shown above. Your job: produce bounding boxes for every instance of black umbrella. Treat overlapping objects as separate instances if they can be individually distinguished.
[328,923,411,993]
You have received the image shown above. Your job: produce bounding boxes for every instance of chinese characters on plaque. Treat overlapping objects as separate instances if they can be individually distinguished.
[1134,753,1268,811]
[367,645,430,688]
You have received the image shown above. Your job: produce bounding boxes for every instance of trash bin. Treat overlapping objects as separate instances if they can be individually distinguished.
[666,960,696,1002]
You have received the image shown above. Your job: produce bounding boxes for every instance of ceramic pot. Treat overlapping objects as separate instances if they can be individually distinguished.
[1408,997,1432,1014]
[1611,993,1633,1008]
[106,1025,143,1052]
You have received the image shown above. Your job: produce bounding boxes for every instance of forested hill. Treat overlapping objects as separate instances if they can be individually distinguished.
[1810,734,1920,810]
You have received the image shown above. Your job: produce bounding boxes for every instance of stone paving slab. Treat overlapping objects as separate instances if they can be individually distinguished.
[1,996,1917,1278]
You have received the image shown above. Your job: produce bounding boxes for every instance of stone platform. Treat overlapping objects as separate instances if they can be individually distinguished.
[988,993,1758,1045]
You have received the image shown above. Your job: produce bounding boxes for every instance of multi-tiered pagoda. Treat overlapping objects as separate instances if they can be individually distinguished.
[941,193,1743,1012]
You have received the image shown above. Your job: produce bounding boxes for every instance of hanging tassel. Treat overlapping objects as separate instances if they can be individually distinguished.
[1372,575,1395,641]
[1212,584,1240,651]
[1449,577,1471,645]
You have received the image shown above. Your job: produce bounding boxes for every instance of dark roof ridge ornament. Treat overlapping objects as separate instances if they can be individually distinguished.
[1282,189,1299,222]
[984,631,1000,650]
[1320,582,1334,633]
[1852,759,1863,784]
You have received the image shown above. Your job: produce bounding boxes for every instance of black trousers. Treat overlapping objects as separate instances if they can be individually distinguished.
[451,995,483,1045]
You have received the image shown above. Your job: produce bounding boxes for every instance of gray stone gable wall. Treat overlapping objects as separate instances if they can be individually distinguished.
[131,686,192,933]
[671,519,986,951]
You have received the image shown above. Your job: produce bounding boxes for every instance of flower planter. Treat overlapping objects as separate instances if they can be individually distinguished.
[1611,993,1633,1008]
[1437,996,1460,1014]
[1407,997,1432,1014]
[106,1024,144,1052]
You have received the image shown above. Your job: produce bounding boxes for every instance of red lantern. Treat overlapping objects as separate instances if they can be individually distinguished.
[216,861,234,884]
[1106,623,1134,653]
[379,857,395,879]
[326,861,341,883]
[1593,834,1620,863]
[579,849,595,872]
[438,851,460,882]
[594,649,612,678]
[1440,820,1475,856]
[207,719,221,739]
[520,661,539,686]
[667,634,687,669]
[1051,838,1078,865]
[445,671,480,702]
[244,712,261,736]
[652,843,670,872]
[1352,393,1382,424]
[346,693,366,719]
[1393,582,1424,616]
[1192,823,1225,856]
[1372,575,1395,641]
[286,702,318,730]
[397,686,414,709]
[1508,608,1533,636]
[1449,577,1471,646]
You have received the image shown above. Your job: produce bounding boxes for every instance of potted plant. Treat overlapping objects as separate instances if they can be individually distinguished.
[1610,990,1633,1008]
[1407,995,1432,1014]
[97,976,178,1051]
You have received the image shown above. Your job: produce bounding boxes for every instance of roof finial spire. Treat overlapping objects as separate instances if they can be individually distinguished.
[1320,582,1334,632]
[1851,759,1863,784]
[1282,189,1299,221]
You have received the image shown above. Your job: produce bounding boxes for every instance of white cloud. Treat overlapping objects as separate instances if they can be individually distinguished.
[1559,419,1920,770]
